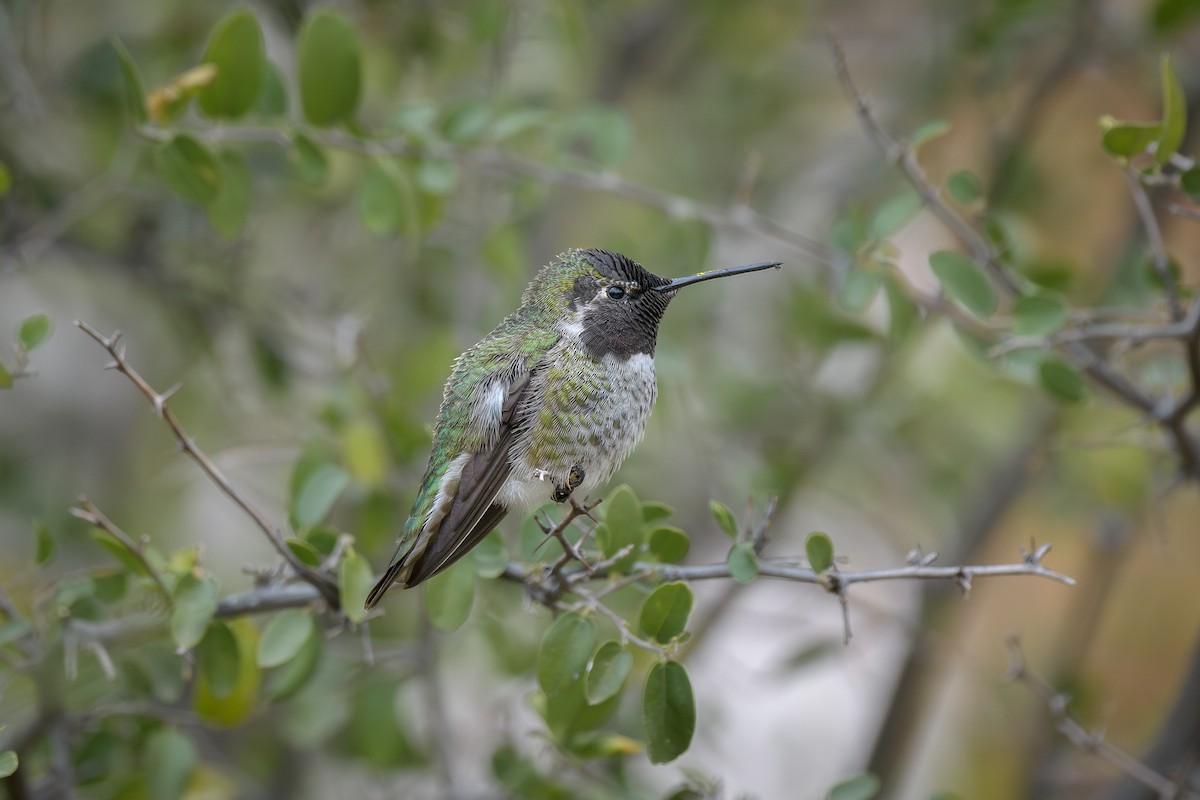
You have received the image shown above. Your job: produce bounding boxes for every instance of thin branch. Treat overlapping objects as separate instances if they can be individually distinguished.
[829,35,1021,297]
[69,496,172,606]
[1007,637,1192,799]
[74,321,340,607]
[132,122,843,274]
[1125,170,1182,320]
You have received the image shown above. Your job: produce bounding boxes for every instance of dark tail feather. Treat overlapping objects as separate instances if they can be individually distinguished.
[364,561,405,610]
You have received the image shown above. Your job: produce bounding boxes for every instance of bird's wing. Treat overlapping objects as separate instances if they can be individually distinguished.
[365,343,549,608]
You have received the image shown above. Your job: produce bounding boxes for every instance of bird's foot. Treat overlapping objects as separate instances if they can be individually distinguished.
[552,463,586,503]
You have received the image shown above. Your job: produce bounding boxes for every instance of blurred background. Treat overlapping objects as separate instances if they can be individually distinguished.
[3,0,1200,798]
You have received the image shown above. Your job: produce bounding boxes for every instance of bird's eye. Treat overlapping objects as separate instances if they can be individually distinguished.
[606,286,626,300]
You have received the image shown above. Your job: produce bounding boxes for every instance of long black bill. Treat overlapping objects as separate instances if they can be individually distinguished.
[654,261,782,292]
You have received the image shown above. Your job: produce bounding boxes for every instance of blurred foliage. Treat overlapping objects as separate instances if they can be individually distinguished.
[5,1,1200,799]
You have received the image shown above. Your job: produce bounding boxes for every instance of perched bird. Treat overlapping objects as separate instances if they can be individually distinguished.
[365,248,780,608]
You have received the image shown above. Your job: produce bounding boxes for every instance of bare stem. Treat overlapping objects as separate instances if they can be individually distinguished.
[74,321,340,607]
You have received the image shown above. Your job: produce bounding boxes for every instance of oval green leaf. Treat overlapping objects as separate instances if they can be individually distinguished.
[357,160,404,236]
[266,619,322,701]
[1012,293,1067,336]
[424,557,476,632]
[297,10,361,127]
[154,134,220,204]
[170,573,220,650]
[145,727,197,800]
[1182,166,1200,201]
[1101,121,1161,159]
[194,617,260,726]
[806,532,834,573]
[870,192,921,239]
[585,641,633,705]
[339,548,374,623]
[206,149,251,239]
[929,250,997,318]
[18,313,52,351]
[257,608,315,668]
[196,620,241,699]
[0,750,16,779]
[292,132,329,186]
[647,525,689,563]
[292,462,349,528]
[883,275,918,343]
[909,118,950,149]
[828,773,882,800]
[709,499,738,540]
[198,9,265,119]
[110,38,148,125]
[946,169,983,204]
[1038,356,1086,403]
[536,612,598,696]
[472,531,508,579]
[643,660,695,764]
[727,541,759,583]
[638,581,693,644]
[597,485,644,571]
[1157,54,1186,165]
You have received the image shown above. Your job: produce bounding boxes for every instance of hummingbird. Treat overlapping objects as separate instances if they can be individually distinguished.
[364,248,780,608]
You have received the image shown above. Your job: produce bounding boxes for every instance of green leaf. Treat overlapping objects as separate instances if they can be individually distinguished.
[197,9,265,119]
[726,541,759,583]
[840,265,882,313]
[296,10,362,127]
[257,609,315,668]
[197,621,240,699]
[641,501,673,523]
[883,274,919,343]
[828,773,881,800]
[441,99,491,142]
[596,485,644,571]
[643,660,695,764]
[870,192,921,239]
[0,361,10,389]
[89,528,153,576]
[416,157,458,195]
[154,134,220,204]
[1181,166,1200,201]
[194,617,260,726]
[205,150,251,239]
[806,532,834,573]
[292,462,349,528]
[1101,121,1161,159]
[1012,293,1067,336]
[585,641,633,705]
[0,750,16,779]
[946,169,983,204]
[647,526,689,563]
[909,118,950,149]
[256,62,288,117]
[638,582,693,644]
[929,250,997,317]
[92,568,128,603]
[537,612,598,696]
[424,557,476,632]
[472,531,508,579]
[292,132,329,186]
[709,500,738,540]
[145,727,197,800]
[1157,54,1187,165]
[35,521,55,565]
[285,537,322,567]
[1038,356,1086,402]
[110,38,147,125]
[18,313,52,351]
[0,161,10,198]
[170,573,220,650]
[357,160,406,236]
[266,619,322,701]
[339,548,374,623]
